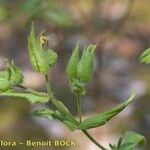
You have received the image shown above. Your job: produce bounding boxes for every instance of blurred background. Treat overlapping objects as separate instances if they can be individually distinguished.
[0,0,149,149]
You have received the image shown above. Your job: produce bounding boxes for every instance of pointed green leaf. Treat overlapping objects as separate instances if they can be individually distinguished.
[0,72,10,92]
[66,42,80,82]
[77,44,96,83]
[32,109,55,119]
[32,109,78,131]
[28,23,50,74]
[51,99,77,124]
[55,100,69,114]
[6,60,23,86]
[0,90,49,104]
[140,48,150,64]
[119,131,146,150]
[78,93,135,130]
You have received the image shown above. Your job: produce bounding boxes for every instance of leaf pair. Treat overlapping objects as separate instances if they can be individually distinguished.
[28,23,57,75]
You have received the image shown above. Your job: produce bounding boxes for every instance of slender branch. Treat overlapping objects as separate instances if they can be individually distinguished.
[83,130,107,150]
[44,74,58,105]
[45,75,51,96]
[16,84,44,96]
[77,93,82,123]
[76,93,107,150]
[17,80,107,150]
[16,84,27,90]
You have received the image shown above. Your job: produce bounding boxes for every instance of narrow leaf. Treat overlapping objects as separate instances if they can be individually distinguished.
[28,23,50,74]
[32,109,55,119]
[55,100,69,114]
[0,75,10,92]
[32,109,78,131]
[66,42,79,82]
[6,60,23,86]
[51,99,77,124]
[78,93,135,130]
[77,44,96,83]
[0,90,49,104]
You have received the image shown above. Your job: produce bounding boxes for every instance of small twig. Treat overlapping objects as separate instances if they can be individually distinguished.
[77,93,82,123]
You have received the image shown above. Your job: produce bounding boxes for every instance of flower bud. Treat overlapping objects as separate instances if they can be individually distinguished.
[66,42,79,82]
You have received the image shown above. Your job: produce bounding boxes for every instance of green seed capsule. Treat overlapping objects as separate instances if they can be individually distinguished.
[77,44,96,83]
[66,42,79,82]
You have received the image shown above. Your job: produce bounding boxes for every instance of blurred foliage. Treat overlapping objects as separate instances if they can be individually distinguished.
[0,0,72,27]
[0,0,149,149]
[0,5,7,21]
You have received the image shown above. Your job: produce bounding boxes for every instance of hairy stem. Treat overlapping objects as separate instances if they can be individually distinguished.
[83,130,107,150]
[77,93,82,123]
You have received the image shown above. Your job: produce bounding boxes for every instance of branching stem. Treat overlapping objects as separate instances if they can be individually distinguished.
[76,93,107,150]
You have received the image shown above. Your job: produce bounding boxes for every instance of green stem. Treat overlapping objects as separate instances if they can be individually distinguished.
[44,75,59,105]
[45,75,51,96]
[18,82,107,150]
[77,93,82,123]
[76,93,106,150]
[16,84,45,96]
[83,130,107,150]
[44,75,78,124]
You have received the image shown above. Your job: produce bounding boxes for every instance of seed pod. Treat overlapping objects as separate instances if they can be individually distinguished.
[6,60,23,86]
[77,44,96,83]
[66,42,79,82]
